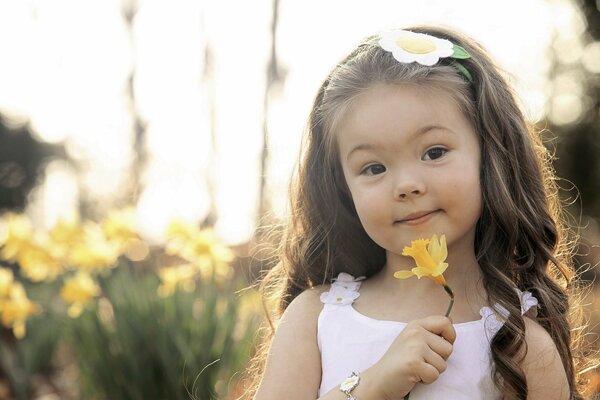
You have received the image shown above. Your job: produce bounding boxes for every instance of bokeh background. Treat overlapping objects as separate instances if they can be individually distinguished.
[0,0,599,398]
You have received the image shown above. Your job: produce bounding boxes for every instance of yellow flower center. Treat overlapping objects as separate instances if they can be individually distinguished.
[396,37,436,54]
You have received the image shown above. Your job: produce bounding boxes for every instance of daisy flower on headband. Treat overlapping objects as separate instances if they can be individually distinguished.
[379,30,458,66]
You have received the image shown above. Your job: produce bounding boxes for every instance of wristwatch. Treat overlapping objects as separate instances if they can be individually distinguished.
[339,371,360,400]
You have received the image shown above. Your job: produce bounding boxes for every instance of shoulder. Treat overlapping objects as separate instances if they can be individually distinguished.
[270,285,329,358]
[520,316,570,399]
[254,285,329,399]
[281,284,329,323]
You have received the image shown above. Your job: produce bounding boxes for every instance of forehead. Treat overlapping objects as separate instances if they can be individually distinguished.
[334,83,476,153]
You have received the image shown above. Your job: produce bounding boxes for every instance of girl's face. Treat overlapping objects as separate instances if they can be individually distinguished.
[336,83,482,265]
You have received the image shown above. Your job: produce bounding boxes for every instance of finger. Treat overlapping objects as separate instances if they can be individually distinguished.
[424,348,448,375]
[419,316,456,344]
[416,361,441,384]
[427,334,454,360]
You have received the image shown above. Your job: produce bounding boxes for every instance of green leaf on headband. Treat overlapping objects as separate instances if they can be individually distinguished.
[451,60,474,83]
[452,45,471,59]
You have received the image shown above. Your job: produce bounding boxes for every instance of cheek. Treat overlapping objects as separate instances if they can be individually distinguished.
[349,188,385,225]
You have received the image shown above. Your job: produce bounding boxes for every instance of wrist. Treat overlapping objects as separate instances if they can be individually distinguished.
[350,369,384,400]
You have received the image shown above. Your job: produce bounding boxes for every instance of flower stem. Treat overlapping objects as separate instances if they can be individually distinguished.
[403,284,455,400]
[443,284,454,317]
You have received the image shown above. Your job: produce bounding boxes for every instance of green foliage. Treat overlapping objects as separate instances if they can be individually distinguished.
[69,265,258,400]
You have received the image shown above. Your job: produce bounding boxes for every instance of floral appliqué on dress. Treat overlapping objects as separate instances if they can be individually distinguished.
[320,273,365,306]
[480,287,539,338]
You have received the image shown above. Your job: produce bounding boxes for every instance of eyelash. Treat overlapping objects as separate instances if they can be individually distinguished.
[359,147,448,176]
[423,146,448,161]
[362,164,386,176]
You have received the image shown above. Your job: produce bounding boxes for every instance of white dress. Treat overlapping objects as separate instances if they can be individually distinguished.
[317,273,539,399]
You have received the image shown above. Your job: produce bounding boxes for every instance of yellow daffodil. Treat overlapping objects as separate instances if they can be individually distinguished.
[102,208,139,253]
[0,213,34,261]
[394,234,454,317]
[0,282,40,338]
[0,268,14,297]
[48,218,84,259]
[17,243,64,282]
[60,272,100,318]
[394,234,448,286]
[165,221,234,283]
[166,221,233,262]
[68,223,120,272]
[157,264,197,298]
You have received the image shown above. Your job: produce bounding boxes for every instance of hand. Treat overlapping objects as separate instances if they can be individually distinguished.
[363,315,456,400]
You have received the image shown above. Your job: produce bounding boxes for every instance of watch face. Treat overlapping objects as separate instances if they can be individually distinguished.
[340,373,360,391]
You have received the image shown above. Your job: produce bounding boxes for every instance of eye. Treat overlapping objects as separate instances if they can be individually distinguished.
[362,164,386,176]
[423,147,448,161]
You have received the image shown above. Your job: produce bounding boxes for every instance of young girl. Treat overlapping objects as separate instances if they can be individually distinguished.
[245,25,596,399]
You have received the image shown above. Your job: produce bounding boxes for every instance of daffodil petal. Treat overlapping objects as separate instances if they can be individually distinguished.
[432,262,449,276]
[428,234,447,262]
[394,270,415,279]
[411,266,431,279]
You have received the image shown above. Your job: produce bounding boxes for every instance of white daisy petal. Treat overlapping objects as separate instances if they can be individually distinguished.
[377,29,459,66]
[415,53,441,66]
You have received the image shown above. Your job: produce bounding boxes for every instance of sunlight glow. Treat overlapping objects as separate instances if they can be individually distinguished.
[0,0,583,244]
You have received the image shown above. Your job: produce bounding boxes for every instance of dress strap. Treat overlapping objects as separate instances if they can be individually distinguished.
[481,287,539,338]
[319,272,365,305]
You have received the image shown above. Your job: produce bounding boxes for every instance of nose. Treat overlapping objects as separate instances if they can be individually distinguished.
[393,173,426,200]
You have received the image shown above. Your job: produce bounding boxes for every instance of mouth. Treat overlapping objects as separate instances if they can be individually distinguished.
[396,210,440,225]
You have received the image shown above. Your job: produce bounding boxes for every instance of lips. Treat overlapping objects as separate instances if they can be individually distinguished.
[398,210,439,223]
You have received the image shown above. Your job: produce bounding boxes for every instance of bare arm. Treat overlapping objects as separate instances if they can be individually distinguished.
[254,287,326,399]
[520,317,570,400]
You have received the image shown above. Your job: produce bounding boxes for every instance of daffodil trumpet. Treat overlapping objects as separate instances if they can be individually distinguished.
[394,234,454,400]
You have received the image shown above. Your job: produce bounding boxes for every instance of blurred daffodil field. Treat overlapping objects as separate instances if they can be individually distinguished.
[0,209,260,399]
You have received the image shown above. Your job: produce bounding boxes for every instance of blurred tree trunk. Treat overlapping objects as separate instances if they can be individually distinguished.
[122,0,147,206]
[258,0,284,221]
[202,40,218,228]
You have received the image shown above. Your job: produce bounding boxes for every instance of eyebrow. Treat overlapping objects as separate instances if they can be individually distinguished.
[345,125,453,161]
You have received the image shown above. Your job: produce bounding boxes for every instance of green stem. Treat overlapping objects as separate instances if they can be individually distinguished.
[443,285,455,317]
[404,285,455,400]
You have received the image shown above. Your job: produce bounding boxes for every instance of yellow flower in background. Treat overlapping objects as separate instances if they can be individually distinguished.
[48,218,84,258]
[102,208,139,253]
[17,243,64,282]
[157,264,197,297]
[0,282,40,338]
[165,220,234,283]
[0,213,34,261]
[394,234,449,286]
[60,272,100,318]
[68,223,120,272]
[0,268,14,297]
[166,220,233,263]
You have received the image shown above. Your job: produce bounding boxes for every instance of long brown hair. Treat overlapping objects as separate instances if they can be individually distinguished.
[241,25,597,399]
